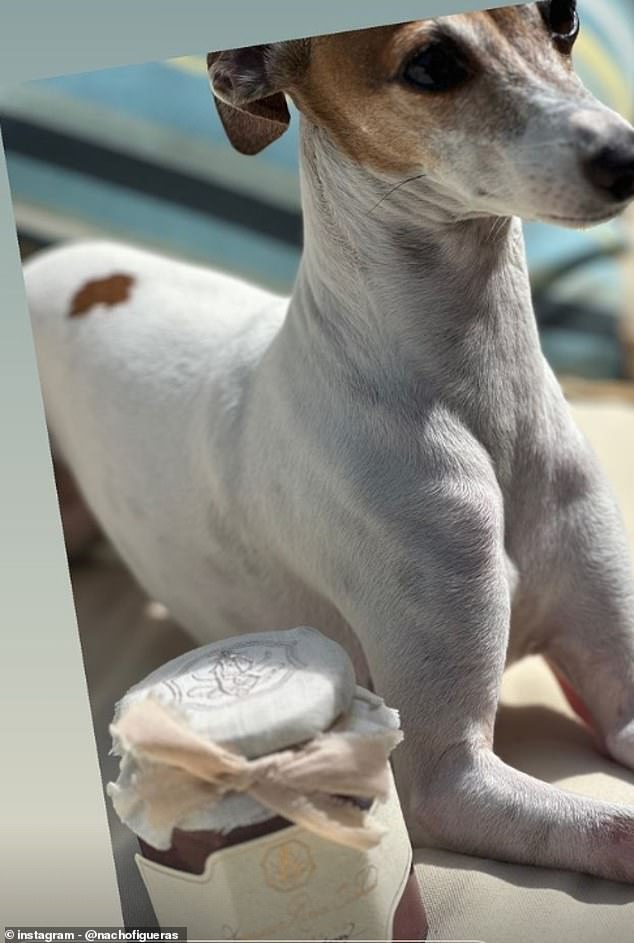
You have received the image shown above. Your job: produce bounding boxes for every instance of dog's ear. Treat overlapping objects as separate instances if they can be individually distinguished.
[207,42,308,155]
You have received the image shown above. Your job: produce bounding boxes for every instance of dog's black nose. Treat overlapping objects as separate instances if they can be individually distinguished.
[583,139,634,202]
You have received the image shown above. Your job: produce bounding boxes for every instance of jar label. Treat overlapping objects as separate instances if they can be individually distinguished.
[136,771,412,941]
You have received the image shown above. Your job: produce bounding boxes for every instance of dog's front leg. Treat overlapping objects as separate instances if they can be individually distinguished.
[534,441,634,773]
[332,453,634,882]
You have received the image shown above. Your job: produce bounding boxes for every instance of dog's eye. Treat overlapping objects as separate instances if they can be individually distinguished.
[548,0,579,45]
[402,41,472,93]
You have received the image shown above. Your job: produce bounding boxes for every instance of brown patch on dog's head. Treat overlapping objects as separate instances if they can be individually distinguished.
[292,24,454,174]
[293,4,584,174]
[69,274,134,317]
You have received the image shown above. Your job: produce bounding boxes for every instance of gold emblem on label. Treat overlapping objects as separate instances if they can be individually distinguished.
[261,839,316,892]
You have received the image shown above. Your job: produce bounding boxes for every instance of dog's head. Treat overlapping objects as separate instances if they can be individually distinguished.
[208,2,634,227]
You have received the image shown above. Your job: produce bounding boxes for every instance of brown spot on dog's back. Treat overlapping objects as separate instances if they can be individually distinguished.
[69,273,134,317]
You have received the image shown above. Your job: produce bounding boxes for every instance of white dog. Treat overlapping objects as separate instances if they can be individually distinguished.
[25,1,634,881]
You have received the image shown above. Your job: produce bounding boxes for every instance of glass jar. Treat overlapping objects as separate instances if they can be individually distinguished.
[109,627,427,940]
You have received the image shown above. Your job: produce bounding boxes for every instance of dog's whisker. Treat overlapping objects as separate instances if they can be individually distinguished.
[366,173,428,216]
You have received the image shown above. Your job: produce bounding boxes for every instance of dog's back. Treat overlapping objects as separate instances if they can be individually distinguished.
[25,240,291,628]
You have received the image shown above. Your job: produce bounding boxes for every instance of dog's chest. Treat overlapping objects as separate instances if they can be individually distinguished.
[107,479,351,650]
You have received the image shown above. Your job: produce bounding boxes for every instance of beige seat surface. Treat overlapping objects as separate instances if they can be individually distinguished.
[75,400,634,941]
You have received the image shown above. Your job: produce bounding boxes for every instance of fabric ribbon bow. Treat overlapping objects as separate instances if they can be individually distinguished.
[110,696,403,851]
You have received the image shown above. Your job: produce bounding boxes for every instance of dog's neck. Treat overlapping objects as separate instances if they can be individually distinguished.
[284,119,549,481]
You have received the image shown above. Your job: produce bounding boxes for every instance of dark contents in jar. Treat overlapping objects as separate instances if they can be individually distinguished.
[138,814,291,874]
